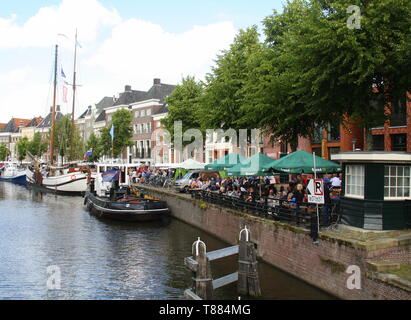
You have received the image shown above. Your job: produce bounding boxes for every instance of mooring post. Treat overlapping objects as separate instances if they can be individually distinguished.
[238,226,261,297]
[192,237,213,300]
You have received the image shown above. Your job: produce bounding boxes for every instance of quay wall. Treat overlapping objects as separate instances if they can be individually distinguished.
[142,186,411,300]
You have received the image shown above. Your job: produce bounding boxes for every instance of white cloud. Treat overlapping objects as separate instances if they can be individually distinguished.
[0,67,32,84]
[0,0,120,49]
[0,0,237,123]
[86,18,236,90]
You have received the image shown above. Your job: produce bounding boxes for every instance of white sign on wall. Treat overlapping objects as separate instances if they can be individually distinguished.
[307,179,325,204]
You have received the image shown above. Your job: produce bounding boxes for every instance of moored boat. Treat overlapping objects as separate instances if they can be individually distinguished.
[26,166,89,196]
[84,169,168,222]
[0,164,27,185]
[84,191,169,222]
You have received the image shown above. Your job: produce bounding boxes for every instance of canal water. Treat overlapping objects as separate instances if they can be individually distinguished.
[0,182,334,300]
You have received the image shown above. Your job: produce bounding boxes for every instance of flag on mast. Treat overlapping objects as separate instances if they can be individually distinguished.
[61,67,68,103]
[110,125,115,140]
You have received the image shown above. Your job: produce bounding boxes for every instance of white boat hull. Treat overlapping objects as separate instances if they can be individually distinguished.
[26,169,88,195]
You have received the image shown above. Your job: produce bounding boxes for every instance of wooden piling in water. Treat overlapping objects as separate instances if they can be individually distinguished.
[184,227,261,300]
[238,226,261,297]
[191,238,213,300]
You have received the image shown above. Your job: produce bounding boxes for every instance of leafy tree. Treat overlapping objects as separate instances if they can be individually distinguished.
[162,76,204,146]
[99,127,113,157]
[27,132,48,158]
[199,26,262,131]
[240,0,411,149]
[68,125,85,161]
[16,137,29,162]
[112,109,133,158]
[86,132,101,162]
[0,144,10,161]
[53,115,85,162]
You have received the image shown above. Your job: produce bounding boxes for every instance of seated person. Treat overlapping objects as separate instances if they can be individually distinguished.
[245,187,256,202]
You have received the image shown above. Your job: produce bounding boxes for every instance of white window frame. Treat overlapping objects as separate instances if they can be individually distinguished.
[345,164,365,199]
[384,165,411,200]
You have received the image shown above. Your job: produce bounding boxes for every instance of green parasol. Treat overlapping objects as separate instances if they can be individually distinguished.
[204,153,247,172]
[226,153,275,177]
[266,150,341,174]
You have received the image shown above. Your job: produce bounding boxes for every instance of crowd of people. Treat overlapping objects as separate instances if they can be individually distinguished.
[131,165,342,227]
[128,167,174,184]
[186,173,341,202]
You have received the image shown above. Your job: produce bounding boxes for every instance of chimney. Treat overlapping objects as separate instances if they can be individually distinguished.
[154,78,161,85]
[125,85,132,92]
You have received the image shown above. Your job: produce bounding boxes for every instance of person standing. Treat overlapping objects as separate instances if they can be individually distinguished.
[330,173,341,188]
[322,177,332,226]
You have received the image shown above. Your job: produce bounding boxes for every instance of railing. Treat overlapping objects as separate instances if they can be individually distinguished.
[139,175,174,188]
[190,190,341,229]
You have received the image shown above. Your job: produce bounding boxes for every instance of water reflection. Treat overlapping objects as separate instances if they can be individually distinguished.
[0,181,334,300]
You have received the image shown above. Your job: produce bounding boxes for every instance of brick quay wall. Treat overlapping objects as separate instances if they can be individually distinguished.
[140,185,411,300]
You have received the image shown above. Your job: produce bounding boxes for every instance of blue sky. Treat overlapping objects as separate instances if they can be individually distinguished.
[1,0,284,32]
[0,0,285,123]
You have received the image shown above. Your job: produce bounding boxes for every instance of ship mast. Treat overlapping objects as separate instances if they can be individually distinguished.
[71,29,78,126]
[50,44,58,166]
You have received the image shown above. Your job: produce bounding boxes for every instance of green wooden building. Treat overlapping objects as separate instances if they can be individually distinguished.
[331,152,411,230]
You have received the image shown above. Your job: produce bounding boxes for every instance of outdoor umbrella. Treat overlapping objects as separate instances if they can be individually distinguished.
[226,153,275,177]
[266,150,341,174]
[171,158,206,170]
[204,153,247,171]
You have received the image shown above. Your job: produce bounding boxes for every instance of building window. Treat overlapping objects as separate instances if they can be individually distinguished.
[372,135,385,151]
[135,111,139,118]
[141,110,146,117]
[146,109,151,116]
[390,97,407,127]
[345,165,364,199]
[279,142,288,158]
[312,147,321,157]
[146,140,151,158]
[384,166,411,199]
[312,125,323,144]
[391,134,407,151]
[327,121,340,142]
[156,121,161,128]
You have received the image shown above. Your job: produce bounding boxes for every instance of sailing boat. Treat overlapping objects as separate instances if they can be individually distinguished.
[26,35,89,196]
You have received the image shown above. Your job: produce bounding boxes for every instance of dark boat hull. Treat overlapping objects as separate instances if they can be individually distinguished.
[0,174,26,185]
[84,192,169,222]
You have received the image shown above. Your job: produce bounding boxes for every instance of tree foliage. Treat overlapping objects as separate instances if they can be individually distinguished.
[162,76,204,146]
[53,115,85,162]
[0,144,10,161]
[99,127,112,157]
[240,0,411,147]
[27,132,48,158]
[161,0,411,150]
[15,137,29,162]
[199,26,262,131]
[112,109,134,157]
[86,132,101,162]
